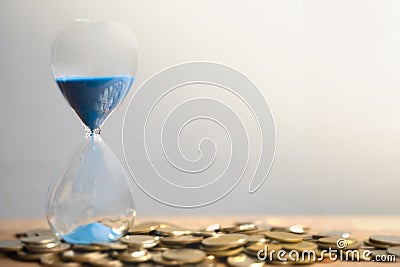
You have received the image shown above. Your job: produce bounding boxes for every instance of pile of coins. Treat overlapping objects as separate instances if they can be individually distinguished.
[0,221,399,266]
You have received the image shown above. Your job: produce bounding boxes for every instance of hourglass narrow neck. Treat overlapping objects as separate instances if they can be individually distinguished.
[85,127,101,138]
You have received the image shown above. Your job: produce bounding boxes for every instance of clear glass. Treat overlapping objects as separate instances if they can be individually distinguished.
[47,20,138,244]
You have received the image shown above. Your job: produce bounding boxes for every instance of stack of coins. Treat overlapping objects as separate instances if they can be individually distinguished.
[201,234,248,257]
[363,235,400,260]
[0,221,400,266]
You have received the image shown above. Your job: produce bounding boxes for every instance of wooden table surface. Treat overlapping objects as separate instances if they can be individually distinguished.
[1,216,400,267]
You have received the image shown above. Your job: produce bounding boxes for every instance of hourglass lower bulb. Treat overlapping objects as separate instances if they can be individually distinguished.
[47,20,138,244]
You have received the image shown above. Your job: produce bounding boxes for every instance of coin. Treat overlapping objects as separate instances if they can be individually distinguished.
[364,239,391,249]
[265,231,303,243]
[128,222,160,234]
[72,244,110,252]
[271,225,309,234]
[206,246,244,257]
[118,250,152,263]
[91,259,124,267]
[21,236,57,245]
[370,249,388,260]
[220,224,257,234]
[163,248,206,264]
[313,230,351,239]
[202,234,248,250]
[192,231,218,238]
[317,236,357,246]
[246,245,286,261]
[152,252,181,266]
[15,250,54,261]
[0,240,23,252]
[121,235,159,249]
[369,235,400,247]
[282,241,318,252]
[41,254,82,267]
[155,223,192,236]
[246,235,267,245]
[24,241,62,250]
[91,242,128,250]
[387,246,400,257]
[15,229,55,238]
[161,235,203,245]
[289,224,309,234]
[62,250,108,263]
[227,253,264,267]
[26,243,71,253]
[317,237,361,250]
[205,224,221,232]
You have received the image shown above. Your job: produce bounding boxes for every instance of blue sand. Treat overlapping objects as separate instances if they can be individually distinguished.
[62,222,122,244]
[57,76,134,130]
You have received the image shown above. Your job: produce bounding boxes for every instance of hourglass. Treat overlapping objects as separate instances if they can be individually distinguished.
[46,20,138,244]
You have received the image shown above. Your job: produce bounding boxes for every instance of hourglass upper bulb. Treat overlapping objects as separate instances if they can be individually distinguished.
[51,20,138,131]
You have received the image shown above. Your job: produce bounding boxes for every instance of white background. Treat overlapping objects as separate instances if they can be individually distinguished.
[1,0,400,218]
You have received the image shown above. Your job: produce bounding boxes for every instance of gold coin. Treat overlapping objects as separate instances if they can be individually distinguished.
[289,224,309,234]
[289,257,316,265]
[267,252,315,266]
[192,231,217,238]
[26,243,71,253]
[41,254,82,267]
[21,236,57,245]
[15,250,54,261]
[91,242,128,250]
[118,250,152,263]
[220,224,257,234]
[270,227,291,232]
[312,230,351,239]
[90,259,124,267]
[227,253,264,267]
[161,235,203,245]
[244,244,285,260]
[246,235,267,245]
[149,246,169,252]
[72,244,110,252]
[317,241,361,251]
[265,261,291,265]
[0,240,23,252]
[24,241,62,250]
[62,250,108,263]
[246,243,283,253]
[318,236,357,246]
[202,234,248,250]
[152,253,181,266]
[282,241,318,252]
[120,235,159,249]
[155,223,192,236]
[265,231,303,243]
[369,235,400,246]
[162,248,206,264]
[204,224,221,232]
[206,246,244,257]
[128,222,160,234]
